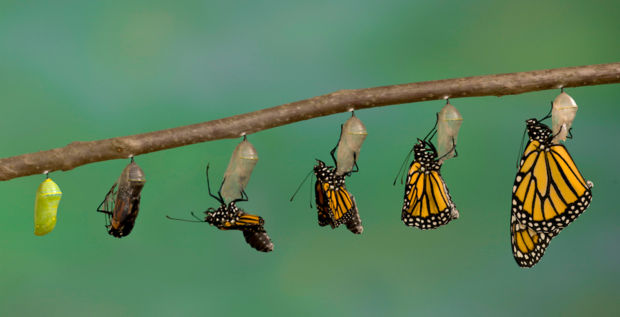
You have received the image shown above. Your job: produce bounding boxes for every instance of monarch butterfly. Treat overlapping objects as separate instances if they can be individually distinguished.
[97,159,146,238]
[401,123,459,230]
[220,136,259,204]
[169,164,273,252]
[34,176,62,236]
[314,159,363,234]
[511,118,593,234]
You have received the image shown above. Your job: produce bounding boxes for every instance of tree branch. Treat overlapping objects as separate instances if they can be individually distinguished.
[1,62,619,181]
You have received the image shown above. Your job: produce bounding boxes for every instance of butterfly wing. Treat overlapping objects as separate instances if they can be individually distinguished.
[512,140,593,233]
[402,162,456,229]
[510,212,556,267]
[314,180,333,227]
[323,181,356,227]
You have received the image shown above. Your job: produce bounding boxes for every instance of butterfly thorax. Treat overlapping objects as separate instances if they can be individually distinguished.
[526,119,553,145]
[314,160,345,188]
[205,204,232,227]
[413,141,441,172]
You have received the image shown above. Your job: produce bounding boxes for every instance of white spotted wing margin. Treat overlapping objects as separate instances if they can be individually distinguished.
[401,161,458,230]
[510,213,557,268]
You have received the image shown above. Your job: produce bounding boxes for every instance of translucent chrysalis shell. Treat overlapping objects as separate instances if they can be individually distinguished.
[220,138,259,204]
[437,102,463,161]
[98,161,146,238]
[335,114,368,176]
[552,91,578,143]
[34,178,62,236]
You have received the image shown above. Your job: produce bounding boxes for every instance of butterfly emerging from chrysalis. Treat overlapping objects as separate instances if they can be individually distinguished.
[97,158,146,238]
[397,102,461,230]
[313,159,363,234]
[510,101,593,267]
[303,112,366,234]
[211,161,273,252]
[171,165,273,252]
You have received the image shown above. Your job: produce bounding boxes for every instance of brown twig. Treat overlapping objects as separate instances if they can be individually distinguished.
[1,62,619,181]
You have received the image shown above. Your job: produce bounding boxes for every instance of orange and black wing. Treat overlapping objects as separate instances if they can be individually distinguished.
[510,213,556,267]
[220,212,264,230]
[512,140,593,233]
[402,162,456,229]
[319,180,356,228]
[314,180,333,227]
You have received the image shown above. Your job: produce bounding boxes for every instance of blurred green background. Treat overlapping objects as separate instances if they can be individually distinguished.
[1,0,618,316]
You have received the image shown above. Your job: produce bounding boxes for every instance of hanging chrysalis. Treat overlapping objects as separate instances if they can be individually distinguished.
[437,100,463,161]
[334,112,368,176]
[551,90,578,143]
[168,164,274,253]
[97,158,146,238]
[220,136,258,204]
[34,175,62,236]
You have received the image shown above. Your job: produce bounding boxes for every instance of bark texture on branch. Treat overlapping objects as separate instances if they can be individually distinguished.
[1,62,619,181]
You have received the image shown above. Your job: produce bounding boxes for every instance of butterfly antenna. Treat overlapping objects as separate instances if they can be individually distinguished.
[308,173,314,208]
[516,124,528,170]
[165,215,204,223]
[190,211,204,221]
[393,147,414,186]
[290,168,314,202]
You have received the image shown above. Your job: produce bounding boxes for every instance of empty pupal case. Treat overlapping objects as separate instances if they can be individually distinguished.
[552,91,578,143]
[437,101,463,161]
[220,138,259,204]
[335,114,368,176]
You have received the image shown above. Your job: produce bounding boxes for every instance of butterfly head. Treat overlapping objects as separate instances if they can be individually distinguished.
[313,159,332,179]
[525,118,552,143]
[204,204,228,226]
[413,139,438,164]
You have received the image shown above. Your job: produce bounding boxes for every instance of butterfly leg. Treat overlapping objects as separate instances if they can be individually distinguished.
[205,164,224,204]
[330,124,344,166]
[232,189,249,203]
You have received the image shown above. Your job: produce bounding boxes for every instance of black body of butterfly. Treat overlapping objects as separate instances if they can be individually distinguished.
[175,165,273,252]
[510,117,593,267]
[97,159,146,238]
[313,160,363,234]
[401,129,459,230]
[204,201,274,252]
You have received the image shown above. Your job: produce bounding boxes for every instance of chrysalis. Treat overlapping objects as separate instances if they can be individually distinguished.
[437,101,463,161]
[335,113,368,176]
[97,159,146,238]
[34,176,62,236]
[220,137,258,204]
[551,91,578,143]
